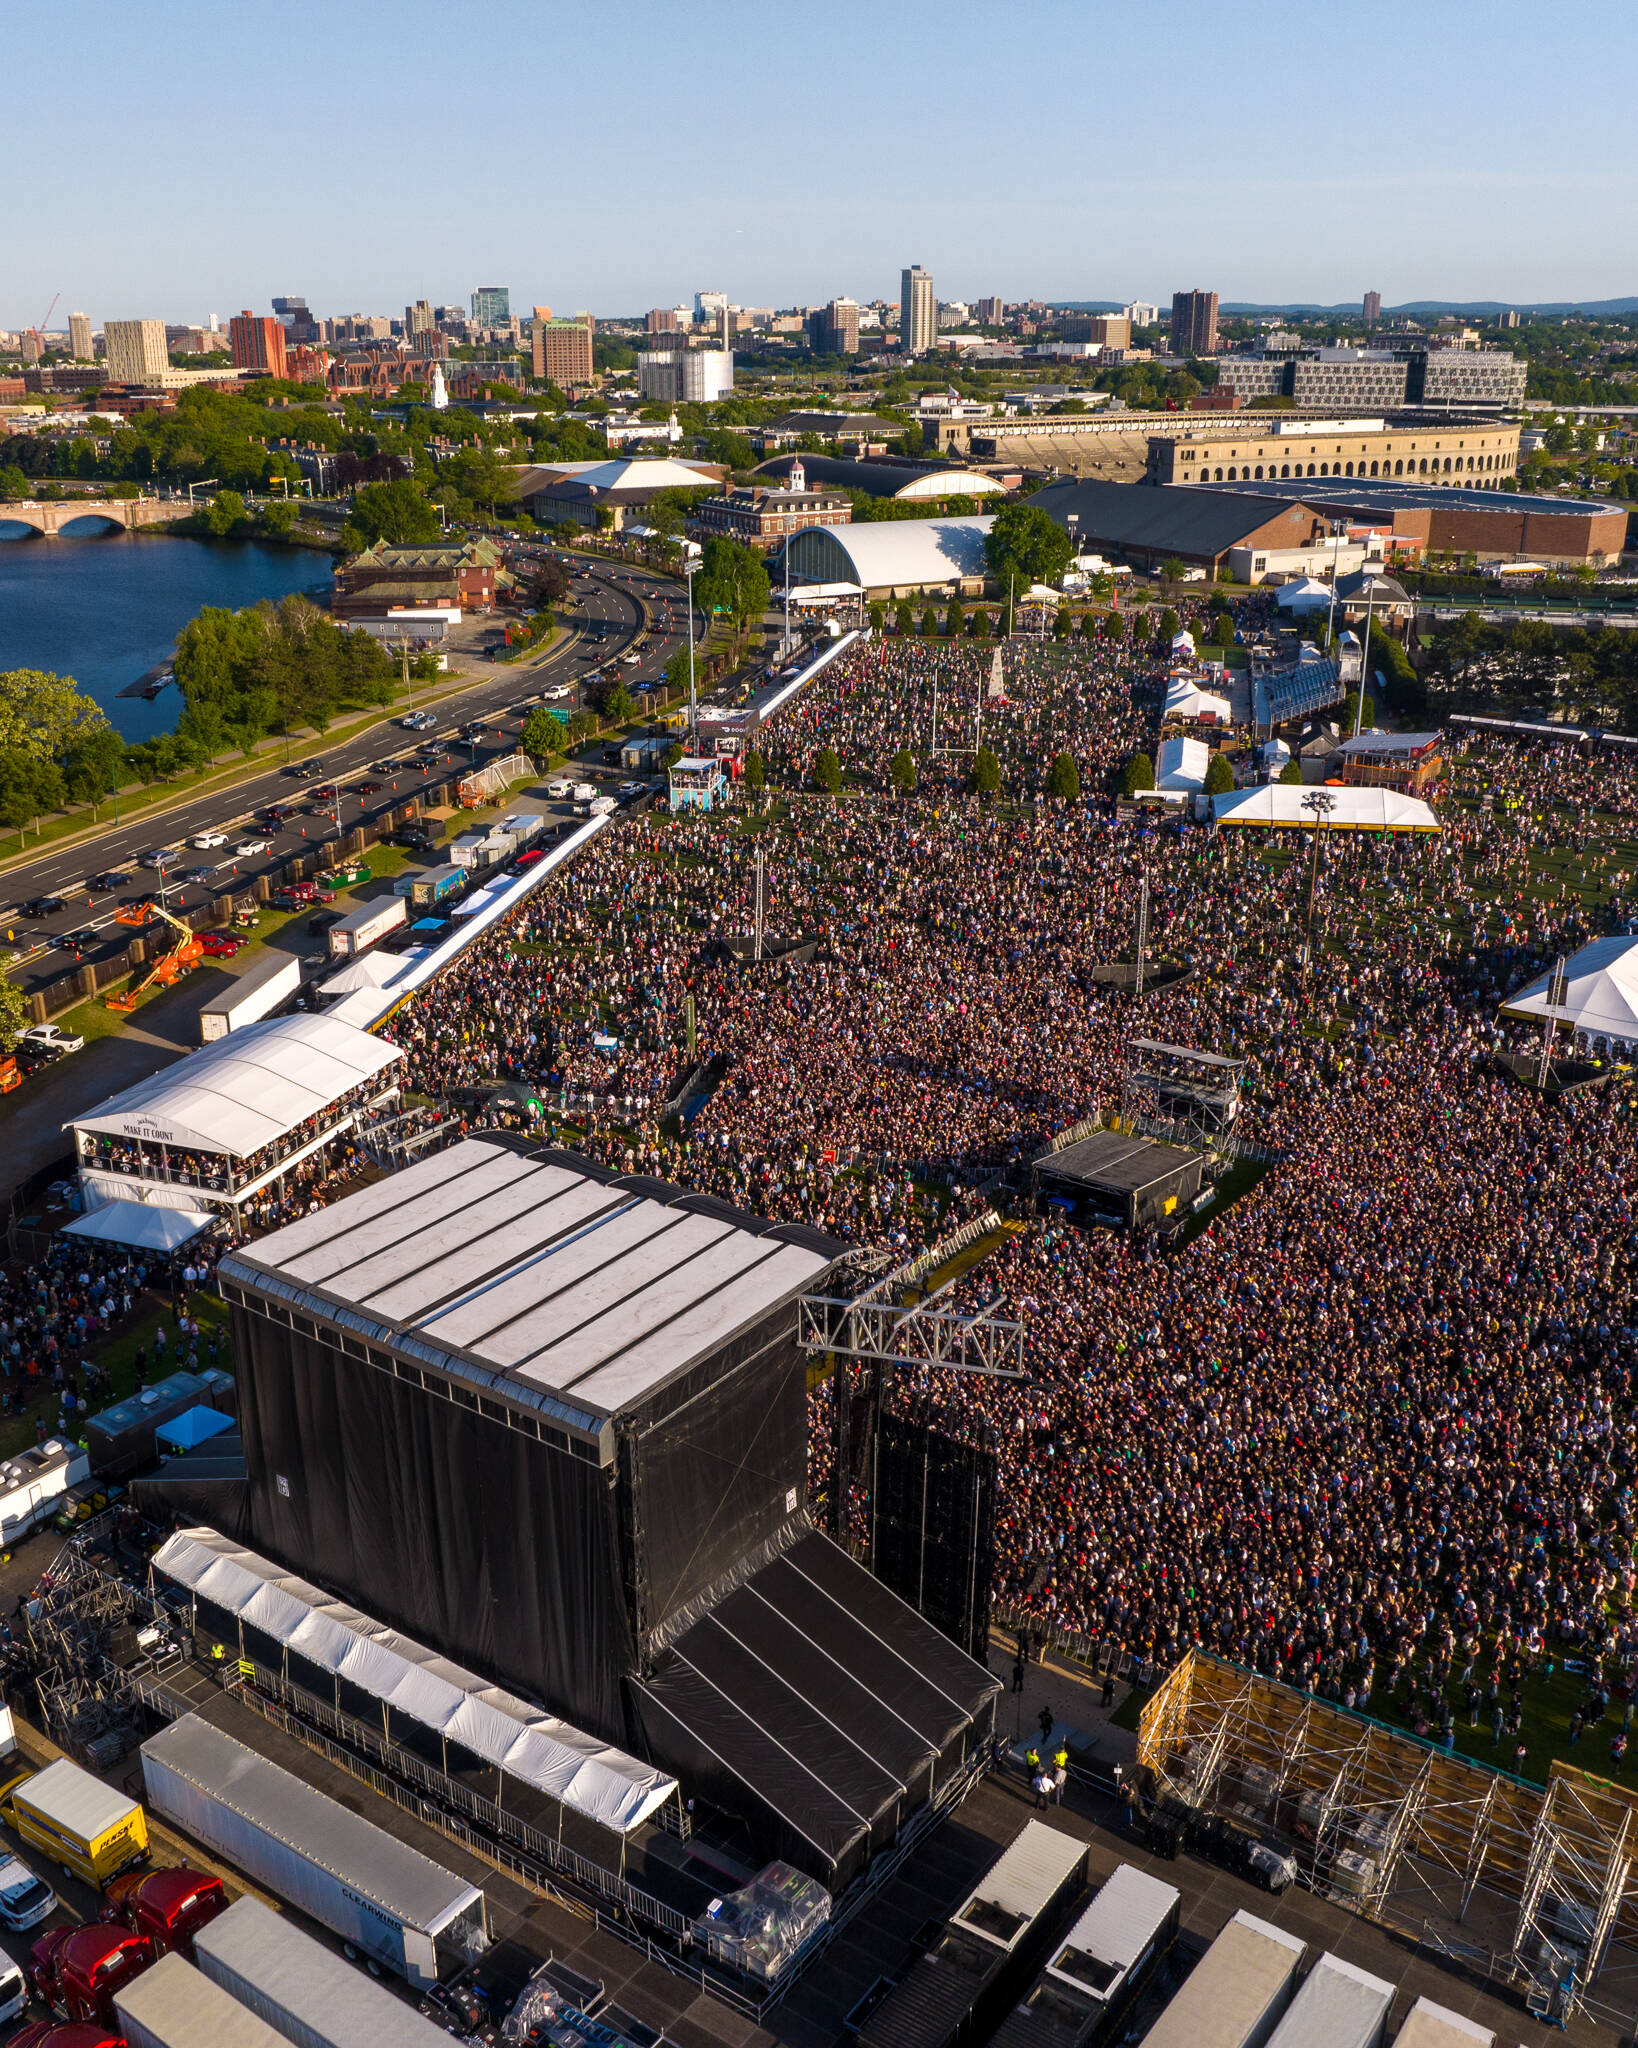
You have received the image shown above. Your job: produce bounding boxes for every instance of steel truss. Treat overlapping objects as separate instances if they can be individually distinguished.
[1139,1652,1638,2025]
[797,1278,1024,1378]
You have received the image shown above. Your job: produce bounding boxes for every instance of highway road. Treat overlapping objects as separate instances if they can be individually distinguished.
[1,553,687,1003]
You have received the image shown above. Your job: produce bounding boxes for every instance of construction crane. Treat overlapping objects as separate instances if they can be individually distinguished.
[32,292,60,353]
[105,905,201,1012]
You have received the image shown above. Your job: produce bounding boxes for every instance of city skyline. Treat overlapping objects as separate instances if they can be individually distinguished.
[6,0,1637,327]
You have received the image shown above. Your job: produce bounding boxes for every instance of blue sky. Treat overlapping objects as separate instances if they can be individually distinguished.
[8,0,1636,328]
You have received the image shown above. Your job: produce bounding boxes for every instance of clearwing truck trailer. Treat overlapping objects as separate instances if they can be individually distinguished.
[1141,1910,1306,2048]
[198,954,302,1043]
[1265,1952,1395,2048]
[194,1897,454,2048]
[139,1714,485,1990]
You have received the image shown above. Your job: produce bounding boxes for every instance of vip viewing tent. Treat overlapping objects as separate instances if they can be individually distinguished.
[1211,785,1440,832]
[68,1014,405,1222]
[151,1527,678,1856]
[61,1201,216,1253]
[1165,675,1233,724]
[1500,935,1638,1051]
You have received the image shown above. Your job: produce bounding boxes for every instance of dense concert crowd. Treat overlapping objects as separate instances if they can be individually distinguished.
[369,632,1638,1750]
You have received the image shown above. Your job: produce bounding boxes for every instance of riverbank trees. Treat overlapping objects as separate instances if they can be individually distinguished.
[172,595,395,752]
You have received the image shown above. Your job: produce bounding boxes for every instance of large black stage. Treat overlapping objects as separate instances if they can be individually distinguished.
[1035,1130,1203,1230]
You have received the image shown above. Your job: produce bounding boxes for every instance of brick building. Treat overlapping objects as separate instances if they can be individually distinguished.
[532,314,594,387]
[229,311,289,380]
[691,467,852,552]
[332,539,505,618]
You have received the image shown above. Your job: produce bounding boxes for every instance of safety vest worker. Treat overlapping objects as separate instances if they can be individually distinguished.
[1025,1746,1040,1773]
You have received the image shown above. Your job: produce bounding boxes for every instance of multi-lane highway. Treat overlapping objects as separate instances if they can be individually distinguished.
[2,552,686,1000]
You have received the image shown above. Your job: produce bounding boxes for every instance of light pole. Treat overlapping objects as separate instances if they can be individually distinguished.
[1301,788,1337,973]
[682,554,701,753]
[1352,583,1379,738]
[1324,519,1346,649]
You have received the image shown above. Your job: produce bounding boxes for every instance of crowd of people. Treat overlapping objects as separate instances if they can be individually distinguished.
[365,628,1638,1764]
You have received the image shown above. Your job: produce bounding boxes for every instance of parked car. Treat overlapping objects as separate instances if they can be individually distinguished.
[260,803,294,823]
[196,931,247,958]
[21,897,67,919]
[188,830,228,850]
[18,1024,84,1056]
[0,1852,57,1932]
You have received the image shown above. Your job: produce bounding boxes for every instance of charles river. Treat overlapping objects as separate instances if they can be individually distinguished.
[0,526,326,742]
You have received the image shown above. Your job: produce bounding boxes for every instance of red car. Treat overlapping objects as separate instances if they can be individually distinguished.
[196,930,247,958]
[352,779,382,795]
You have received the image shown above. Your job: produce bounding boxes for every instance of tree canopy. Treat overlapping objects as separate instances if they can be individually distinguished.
[340,478,443,552]
[984,502,1074,595]
[0,669,110,762]
[696,535,770,626]
[1046,752,1081,800]
[1203,752,1236,795]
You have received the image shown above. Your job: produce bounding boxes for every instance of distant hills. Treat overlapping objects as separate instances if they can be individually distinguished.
[1052,299,1638,318]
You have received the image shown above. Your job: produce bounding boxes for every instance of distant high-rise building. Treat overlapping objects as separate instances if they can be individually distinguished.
[471,286,511,329]
[229,309,289,380]
[1169,289,1219,356]
[647,308,679,335]
[1363,289,1382,330]
[532,313,595,387]
[67,312,92,362]
[637,350,734,404]
[1499,309,1521,330]
[271,296,319,345]
[695,290,728,322]
[973,297,1003,326]
[1123,301,1159,330]
[531,304,552,324]
[104,319,169,385]
[19,331,42,368]
[818,297,859,355]
[900,265,936,355]
[405,300,436,338]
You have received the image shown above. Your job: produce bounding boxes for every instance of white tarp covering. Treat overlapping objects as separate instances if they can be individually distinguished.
[1156,736,1209,793]
[1275,576,1333,613]
[68,1014,405,1159]
[1501,936,1638,1044]
[1213,785,1440,832]
[61,1201,215,1252]
[152,1528,676,1833]
[319,951,427,998]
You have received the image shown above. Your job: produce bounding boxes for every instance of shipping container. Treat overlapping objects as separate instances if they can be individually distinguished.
[859,1821,1087,2048]
[498,812,545,846]
[1391,1998,1495,2048]
[140,1715,484,1989]
[992,1863,1179,2048]
[326,896,407,959]
[198,955,302,1043]
[393,864,466,909]
[115,1951,286,2048]
[1265,1952,1394,2048]
[85,1371,235,1480]
[1134,1910,1305,2048]
[8,1760,147,1890]
[194,1897,454,2048]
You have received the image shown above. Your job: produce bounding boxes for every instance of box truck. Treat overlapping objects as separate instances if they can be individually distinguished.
[5,1760,148,1890]
[195,1897,455,2048]
[140,1715,485,1990]
[325,896,407,959]
[198,954,302,1043]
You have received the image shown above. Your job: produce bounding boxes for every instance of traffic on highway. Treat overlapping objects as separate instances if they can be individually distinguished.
[0,551,688,1009]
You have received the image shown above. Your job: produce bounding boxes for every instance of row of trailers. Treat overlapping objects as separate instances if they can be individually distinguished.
[856,1818,1500,2048]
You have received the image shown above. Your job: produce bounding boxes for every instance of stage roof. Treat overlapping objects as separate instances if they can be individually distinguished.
[219,1138,841,1440]
[1500,935,1638,1042]
[633,1529,998,1892]
[153,1526,676,1834]
[1212,785,1440,832]
[1039,1130,1200,1196]
[68,1014,404,1160]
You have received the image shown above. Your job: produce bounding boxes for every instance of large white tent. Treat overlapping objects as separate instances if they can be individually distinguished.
[152,1528,677,1835]
[1165,676,1233,724]
[69,1014,404,1162]
[1275,576,1334,614]
[1156,735,1209,793]
[1212,785,1440,832]
[1500,936,1638,1046]
[62,1201,215,1252]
